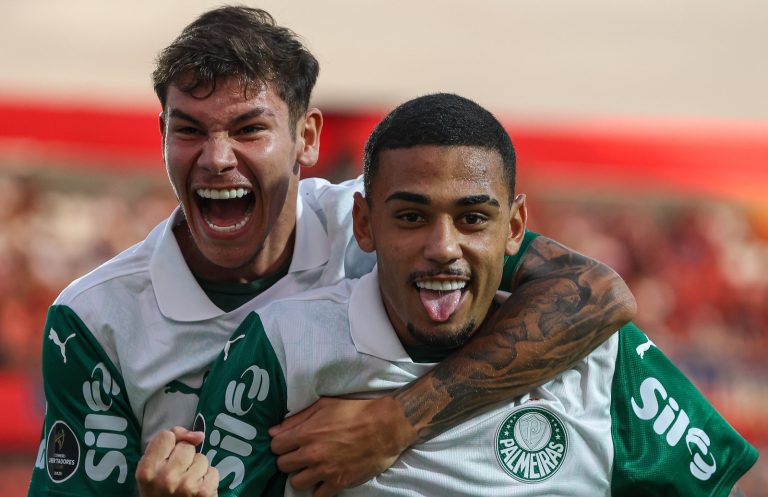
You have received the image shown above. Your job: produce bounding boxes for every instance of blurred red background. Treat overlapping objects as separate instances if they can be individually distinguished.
[1,97,766,494]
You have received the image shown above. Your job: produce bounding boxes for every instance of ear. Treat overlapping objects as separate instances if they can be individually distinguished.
[352,192,376,253]
[505,193,528,256]
[296,107,323,168]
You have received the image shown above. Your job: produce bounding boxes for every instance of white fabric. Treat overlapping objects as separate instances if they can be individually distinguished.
[54,176,376,448]
[251,272,618,496]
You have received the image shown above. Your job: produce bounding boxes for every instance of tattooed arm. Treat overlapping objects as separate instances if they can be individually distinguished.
[270,236,635,496]
[394,235,635,439]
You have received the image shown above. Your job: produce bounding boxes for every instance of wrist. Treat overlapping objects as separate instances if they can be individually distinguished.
[375,395,419,453]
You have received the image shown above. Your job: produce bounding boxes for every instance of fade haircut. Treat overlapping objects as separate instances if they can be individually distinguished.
[363,93,516,202]
[152,5,319,130]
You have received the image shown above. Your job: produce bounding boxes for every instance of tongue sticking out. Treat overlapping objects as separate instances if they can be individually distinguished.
[419,289,462,322]
[202,197,250,228]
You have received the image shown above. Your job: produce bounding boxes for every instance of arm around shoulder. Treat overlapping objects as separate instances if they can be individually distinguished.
[394,234,636,441]
[268,235,636,495]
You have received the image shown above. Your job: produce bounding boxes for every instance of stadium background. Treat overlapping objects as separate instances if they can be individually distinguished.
[0,0,766,494]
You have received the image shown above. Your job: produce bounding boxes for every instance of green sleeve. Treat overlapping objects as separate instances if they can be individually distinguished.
[610,323,758,496]
[27,305,141,497]
[194,312,288,497]
[500,229,539,291]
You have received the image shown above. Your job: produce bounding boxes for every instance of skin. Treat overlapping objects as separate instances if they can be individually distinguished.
[729,484,746,496]
[160,77,322,282]
[138,79,638,497]
[268,227,637,497]
[138,76,321,497]
[352,145,526,350]
[136,429,215,497]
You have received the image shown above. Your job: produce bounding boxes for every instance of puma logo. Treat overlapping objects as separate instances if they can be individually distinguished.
[224,334,245,361]
[49,328,76,363]
[164,371,210,396]
[164,380,203,396]
[635,336,657,359]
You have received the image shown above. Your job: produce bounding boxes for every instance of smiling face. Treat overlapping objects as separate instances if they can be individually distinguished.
[161,77,321,282]
[353,145,526,349]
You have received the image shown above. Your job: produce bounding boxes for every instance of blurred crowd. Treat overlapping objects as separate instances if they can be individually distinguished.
[1,171,767,437]
[0,173,177,373]
[530,195,768,444]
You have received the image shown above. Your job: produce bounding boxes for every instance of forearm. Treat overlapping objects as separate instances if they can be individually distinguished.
[394,236,636,441]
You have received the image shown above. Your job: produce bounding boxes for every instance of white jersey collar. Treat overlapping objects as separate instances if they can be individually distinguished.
[348,271,413,362]
[152,193,331,321]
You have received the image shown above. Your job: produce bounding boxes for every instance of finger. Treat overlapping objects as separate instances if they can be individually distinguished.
[185,452,212,481]
[170,453,213,496]
[270,428,301,455]
[288,465,325,491]
[312,481,342,497]
[165,440,199,475]
[170,426,191,437]
[275,449,305,474]
[136,430,177,480]
[269,401,321,436]
[200,466,220,497]
[170,426,205,446]
[171,453,210,497]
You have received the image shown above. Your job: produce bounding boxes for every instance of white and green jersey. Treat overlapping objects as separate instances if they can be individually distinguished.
[27,177,380,497]
[195,271,757,497]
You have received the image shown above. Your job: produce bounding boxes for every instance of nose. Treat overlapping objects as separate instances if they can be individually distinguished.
[423,217,462,264]
[198,135,237,174]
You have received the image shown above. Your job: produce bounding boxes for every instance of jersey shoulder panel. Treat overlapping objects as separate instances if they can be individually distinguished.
[195,312,288,496]
[500,230,539,290]
[610,323,758,497]
[29,305,142,497]
[49,219,168,368]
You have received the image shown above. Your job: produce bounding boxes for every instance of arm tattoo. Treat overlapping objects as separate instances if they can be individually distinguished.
[394,236,636,442]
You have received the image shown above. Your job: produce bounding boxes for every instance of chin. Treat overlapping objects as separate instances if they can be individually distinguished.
[407,319,476,349]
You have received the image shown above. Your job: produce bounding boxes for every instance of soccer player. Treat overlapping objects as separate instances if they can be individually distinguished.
[27,7,635,497]
[192,93,757,497]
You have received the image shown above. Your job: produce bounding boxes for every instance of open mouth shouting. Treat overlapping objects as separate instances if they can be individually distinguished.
[415,277,469,322]
[195,187,255,234]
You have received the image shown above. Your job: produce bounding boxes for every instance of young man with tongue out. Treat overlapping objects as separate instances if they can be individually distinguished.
[27,7,638,497]
[190,93,756,497]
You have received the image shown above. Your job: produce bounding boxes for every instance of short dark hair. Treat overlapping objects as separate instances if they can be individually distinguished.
[152,5,319,128]
[362,93,516,201]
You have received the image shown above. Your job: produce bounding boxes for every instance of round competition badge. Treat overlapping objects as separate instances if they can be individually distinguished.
[46,420,80,483]
[495,406,567,482]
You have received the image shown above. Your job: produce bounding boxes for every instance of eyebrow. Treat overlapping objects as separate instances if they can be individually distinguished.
[168,109,204,128]
[456,195,500,208]
[385,192,500,208]
[385,191,430,204]
[232,108,272,125]
[168,107,272,128]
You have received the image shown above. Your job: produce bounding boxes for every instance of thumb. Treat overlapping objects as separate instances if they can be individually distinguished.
[170,426,205,446]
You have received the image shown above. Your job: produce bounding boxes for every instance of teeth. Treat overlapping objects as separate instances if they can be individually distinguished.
[196,188,251,200]
[416,280,466,291]
[204,210,252,233]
